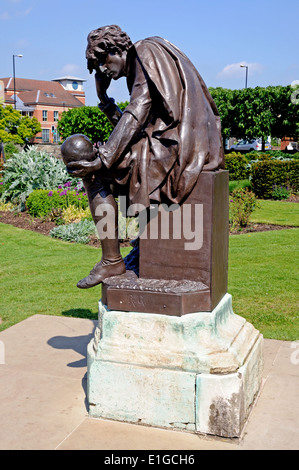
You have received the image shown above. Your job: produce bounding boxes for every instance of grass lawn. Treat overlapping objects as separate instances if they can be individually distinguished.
[250,199,299,226]
[228,228,299,340]
[0,223,131,330]
[1,221,298,340]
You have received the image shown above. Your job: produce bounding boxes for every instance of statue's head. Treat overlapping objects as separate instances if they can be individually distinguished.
[61,134,97,165]
[86,25,132,74]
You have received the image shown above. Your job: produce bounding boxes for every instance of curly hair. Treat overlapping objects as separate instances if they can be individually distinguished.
[86,25,133,73]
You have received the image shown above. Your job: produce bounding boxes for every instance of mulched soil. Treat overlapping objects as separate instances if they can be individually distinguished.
[0,210,56,236]
[230,223,296,235]
[287,194,299,203]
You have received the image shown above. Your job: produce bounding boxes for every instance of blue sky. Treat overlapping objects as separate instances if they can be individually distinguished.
[1,0,298,106]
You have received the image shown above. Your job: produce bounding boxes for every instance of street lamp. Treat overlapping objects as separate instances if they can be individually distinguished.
[13,54,23,109]
[240,64,248,88]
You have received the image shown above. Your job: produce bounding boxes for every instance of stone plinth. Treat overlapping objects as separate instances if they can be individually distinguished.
[87,294,263,438]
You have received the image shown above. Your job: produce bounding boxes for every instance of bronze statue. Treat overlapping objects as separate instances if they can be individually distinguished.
[63,25,224,289]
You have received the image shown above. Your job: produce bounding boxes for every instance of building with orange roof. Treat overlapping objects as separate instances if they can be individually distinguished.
[1,76,85,143]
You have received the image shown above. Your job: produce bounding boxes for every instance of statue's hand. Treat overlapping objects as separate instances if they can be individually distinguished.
[67,157,102,178]
[95,72,112,104]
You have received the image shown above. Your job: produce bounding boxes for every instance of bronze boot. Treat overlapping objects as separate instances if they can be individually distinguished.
[77,182,126,289]
[77,255,126,289]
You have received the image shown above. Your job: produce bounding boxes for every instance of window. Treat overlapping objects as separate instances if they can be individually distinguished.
[42,110,48,121]
[42,129,50,143]
[54,111,59,122]
[53,130,60,143]
[51,125,60,143]
[21,111,33,117]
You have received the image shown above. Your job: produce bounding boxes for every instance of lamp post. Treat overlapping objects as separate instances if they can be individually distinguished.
[240,64,248,88]
[13,54,23,109]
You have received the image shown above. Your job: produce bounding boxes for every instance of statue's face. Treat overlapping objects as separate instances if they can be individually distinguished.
[98,52,126,80]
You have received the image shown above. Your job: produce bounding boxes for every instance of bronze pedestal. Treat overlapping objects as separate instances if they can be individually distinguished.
[102,169,229,315]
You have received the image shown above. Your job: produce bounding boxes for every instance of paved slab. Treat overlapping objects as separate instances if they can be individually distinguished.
[0,315,298,450]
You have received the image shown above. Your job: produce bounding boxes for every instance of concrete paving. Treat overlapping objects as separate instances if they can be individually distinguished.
[0,314,298,450]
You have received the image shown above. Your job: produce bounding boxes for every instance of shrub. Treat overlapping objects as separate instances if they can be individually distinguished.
[0,200,14,211]
[3,142,18,160]
[229,188,258,230]
[225,152,249,180]
[251,159,299,199]
[27,190,62,217]
[50,219,95,244]
[271,184,291,200]
[60,205,92,224]
[57,102,128,143]
[0,148,77,207]
[26,187,89,218]
[245,150,286,160]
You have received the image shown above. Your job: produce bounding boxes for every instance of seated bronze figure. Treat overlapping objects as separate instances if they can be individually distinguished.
[62,25,224,289]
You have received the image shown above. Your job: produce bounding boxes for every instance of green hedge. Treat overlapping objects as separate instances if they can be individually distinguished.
[225,152,299,181]
[225,153,249,180]
[251,159,299,198]
[26,189,89,217]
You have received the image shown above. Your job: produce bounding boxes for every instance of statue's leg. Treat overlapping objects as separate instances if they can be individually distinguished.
[76,176,126,289]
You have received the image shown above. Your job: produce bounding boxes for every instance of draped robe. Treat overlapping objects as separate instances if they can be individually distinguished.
[98,36,224,209]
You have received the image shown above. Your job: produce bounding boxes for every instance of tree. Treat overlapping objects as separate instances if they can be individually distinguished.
[208,87,236,144]
[209,85,299,149]
[57,102,129,143]
[269,85,299,140]
[233,87,275,147]
[0,105,41,144]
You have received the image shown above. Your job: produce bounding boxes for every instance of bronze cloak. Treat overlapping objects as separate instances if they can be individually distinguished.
[102,36,224,208]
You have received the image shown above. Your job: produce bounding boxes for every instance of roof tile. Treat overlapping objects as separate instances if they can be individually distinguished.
[1,77,84,107]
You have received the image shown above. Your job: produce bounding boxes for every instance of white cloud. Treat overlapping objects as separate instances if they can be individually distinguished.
[218,61,264,79]
[0,4,32,20]
[0,11,11,20]
[17,7,32,16]
[61,64,82,76]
